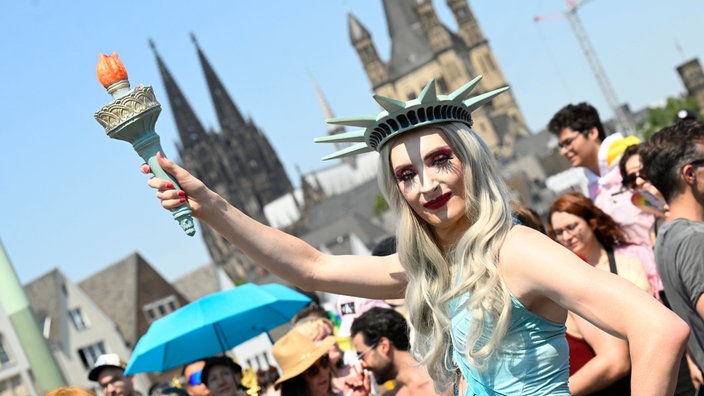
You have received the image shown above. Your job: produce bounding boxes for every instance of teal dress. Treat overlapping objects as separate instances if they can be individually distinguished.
[451,292,570,395]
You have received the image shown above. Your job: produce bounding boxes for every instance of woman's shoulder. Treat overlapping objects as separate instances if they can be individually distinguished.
[499,226,576,302]
[502,225,562,259]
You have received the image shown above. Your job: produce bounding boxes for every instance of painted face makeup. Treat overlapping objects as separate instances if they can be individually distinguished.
[390,127,470,243]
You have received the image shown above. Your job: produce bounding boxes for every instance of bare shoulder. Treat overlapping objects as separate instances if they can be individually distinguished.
[499,225,575,276]
[499,225,596,321]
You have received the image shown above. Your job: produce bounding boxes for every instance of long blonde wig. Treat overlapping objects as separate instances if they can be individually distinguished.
[378,122,514,389]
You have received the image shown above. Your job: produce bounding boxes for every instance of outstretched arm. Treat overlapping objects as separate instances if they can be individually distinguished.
[145,153,407,299]
[501,226,689,396]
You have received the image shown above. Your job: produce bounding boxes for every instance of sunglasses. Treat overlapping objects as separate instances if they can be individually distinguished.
[187,370,202,386]
[356,343,378,360]
[304,355,331,377]
[622,171,648,190]
[688,159,704,168]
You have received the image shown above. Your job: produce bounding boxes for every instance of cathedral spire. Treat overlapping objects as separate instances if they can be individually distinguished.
[382,0,434,80]
[309,74,356,167]
[348,12,388,88]
[309,74,339,134]
[447,0,486,47]
[348,12,371,43]
[190,33,247,137]
[150,39,208,148]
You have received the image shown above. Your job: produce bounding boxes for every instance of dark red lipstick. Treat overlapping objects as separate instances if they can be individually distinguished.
[424,192,451,210]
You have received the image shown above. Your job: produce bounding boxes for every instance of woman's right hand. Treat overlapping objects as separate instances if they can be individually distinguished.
[141,152,211,218]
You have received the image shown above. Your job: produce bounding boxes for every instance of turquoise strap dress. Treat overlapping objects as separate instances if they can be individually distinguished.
[451,291,570,395]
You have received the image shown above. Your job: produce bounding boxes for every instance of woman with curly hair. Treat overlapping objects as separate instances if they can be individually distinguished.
[142,78,686,395]
[548,191,655,294]
[547,191,657,395]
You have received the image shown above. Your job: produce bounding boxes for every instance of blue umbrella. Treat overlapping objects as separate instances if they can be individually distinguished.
[125,283,310,374]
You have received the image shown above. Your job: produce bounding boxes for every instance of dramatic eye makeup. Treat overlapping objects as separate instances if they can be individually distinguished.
[395,166,416,182]
[429,148,454,168]
[393,147,456,182]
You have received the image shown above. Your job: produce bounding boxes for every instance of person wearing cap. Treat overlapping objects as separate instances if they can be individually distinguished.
[181,360,211,396]
[144,77,687,394]
[88,353,137,396]
[548,102,656,248]
[675,109,699,123]
[350,308,437,396]
[272,329,368,396]
[200,356,247,396]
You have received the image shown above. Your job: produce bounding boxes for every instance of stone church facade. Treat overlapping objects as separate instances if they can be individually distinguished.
[348,0,530,158]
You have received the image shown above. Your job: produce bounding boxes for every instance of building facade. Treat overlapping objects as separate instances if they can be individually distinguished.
[677,58,704,111]
[24,269,151,395]
[0,302,36,396]
[348,0,530,158]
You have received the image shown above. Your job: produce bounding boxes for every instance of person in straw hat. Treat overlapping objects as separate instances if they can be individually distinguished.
[272,329,369,396]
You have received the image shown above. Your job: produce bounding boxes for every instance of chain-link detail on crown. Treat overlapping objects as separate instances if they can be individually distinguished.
[314,75,509,160]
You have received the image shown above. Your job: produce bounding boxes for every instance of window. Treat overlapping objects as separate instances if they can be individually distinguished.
[0,334,13,368]
[41,316,52,339]
[142,295,180,323]
[68,308,89,331]
[456,7,467,19]
[77,341,106,370]
[361,47,375,63]
[0,375,28,396]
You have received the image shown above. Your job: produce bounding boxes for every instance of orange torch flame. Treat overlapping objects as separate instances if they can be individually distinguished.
[96,52,129,88]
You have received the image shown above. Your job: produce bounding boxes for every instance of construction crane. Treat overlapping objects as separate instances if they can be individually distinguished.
[535,0,636,135]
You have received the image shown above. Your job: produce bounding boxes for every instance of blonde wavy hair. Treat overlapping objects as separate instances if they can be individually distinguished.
[378,122,513,390]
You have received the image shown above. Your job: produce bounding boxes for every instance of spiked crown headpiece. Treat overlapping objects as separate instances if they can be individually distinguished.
[314,76,509,160]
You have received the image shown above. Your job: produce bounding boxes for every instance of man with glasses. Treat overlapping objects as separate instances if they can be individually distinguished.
[548,102,654,247]
[88,353,138,396]
[641,119,704,390]
[350,307,441,396]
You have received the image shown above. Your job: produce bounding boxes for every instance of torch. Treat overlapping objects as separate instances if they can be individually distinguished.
[94,53,195,236]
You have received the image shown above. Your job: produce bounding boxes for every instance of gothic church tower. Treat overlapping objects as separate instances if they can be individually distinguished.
[150,36,292,282]
[349,0,529,157]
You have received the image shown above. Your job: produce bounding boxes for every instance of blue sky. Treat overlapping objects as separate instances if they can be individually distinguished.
[2,1,703,285]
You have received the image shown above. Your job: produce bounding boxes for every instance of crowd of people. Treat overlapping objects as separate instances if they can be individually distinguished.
[44,77,704,396]
[68,293,426,396]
